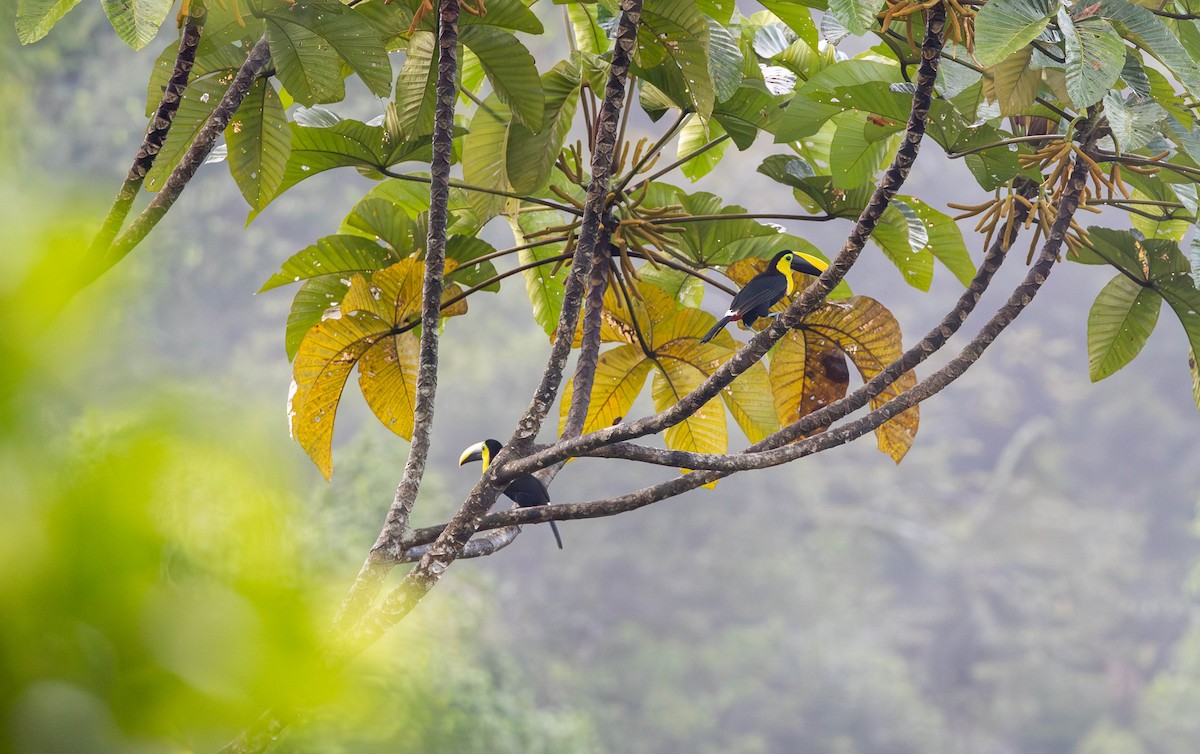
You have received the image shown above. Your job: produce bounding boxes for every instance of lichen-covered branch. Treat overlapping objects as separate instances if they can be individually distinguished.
[83,1,207,273]
[331,0,462,633]
[496,3,948,483]
[342,0,644,650]
[84,34,273,287]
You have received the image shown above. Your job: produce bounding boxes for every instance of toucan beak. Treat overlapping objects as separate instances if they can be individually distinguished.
[459,442,485,466]
[790,253,828,277]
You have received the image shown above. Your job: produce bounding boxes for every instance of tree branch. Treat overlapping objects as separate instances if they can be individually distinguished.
[347,0,644,647]
[82,0,207,272]
[86,35,273,287]
[495,3,948,484]
[401,149,1093,541]
[378,168,584,216]
[331,0,462,633]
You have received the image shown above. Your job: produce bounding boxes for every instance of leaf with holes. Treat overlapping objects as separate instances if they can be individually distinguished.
[1087,274,1161,381]
[1059,10,1124,109]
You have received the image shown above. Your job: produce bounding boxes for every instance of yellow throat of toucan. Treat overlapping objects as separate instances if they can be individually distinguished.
[776,253,797,295]
[479,442,491,471]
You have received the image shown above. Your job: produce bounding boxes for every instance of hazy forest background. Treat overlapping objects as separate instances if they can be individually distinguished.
[3,2,1200,753]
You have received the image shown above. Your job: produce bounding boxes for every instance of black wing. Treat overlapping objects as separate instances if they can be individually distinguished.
[729,274,787,320]
[503,474,551,508]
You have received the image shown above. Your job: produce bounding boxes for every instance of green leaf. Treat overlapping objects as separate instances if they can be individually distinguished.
[460,26,545,132]
[566,2,609,55]
[15,0,82,44]
[828,0,878,36]
[146,42,247,117]
[1087,273,1161,381]
[974,0,1054,67]
[394,31,438,138]
[713,83,787,149]
[871,204,934,290]
[1103,91,1166,152]
[991,47,1041,115]
[1099,0,1200,98]
[286,276,352,361]
[227,80,292,211]
[264,120,431,208]
[101,0,171,50]
[635,0,714,119]
[462,94,514,222]
[639,265,706,308]
[144,76,226,192]
[829,113,890,189]
[678,117,729,181]
[1059,10,1124,109]
[342,197,419,257]
[507,60,582,194]
[463,0,544,34]
[707,18,744,104]
[265,0,391,105]
[757,0,819,48]
[260,235,396,292]
[445,236,501,291]
[509,213,568,338]
[902,196,975,286]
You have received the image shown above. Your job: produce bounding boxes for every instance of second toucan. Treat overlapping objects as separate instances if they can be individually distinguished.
[459,439,563,549]
[699,250,829,344]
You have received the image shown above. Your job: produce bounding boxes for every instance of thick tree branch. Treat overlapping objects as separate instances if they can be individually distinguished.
[402,150,1093,541]
[83,1,207,271]
[332,0,462,632]
[562,245,611,439]
[346,0,644,647]
[85,35,273,287]
[495,3,948,483]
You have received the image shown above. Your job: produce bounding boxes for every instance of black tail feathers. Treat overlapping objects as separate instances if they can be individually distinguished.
[700,315,732,344]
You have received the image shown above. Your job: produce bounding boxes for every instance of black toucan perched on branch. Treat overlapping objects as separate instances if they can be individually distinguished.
[700,250,829,344]
[459,439,563,549]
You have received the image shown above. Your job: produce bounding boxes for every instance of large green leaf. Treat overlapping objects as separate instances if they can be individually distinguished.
[565,2,609,55]
[263,120,431,208]
[510,213,569,338]
[828,0,878,36]
[462,94,514,221]
[1103,91,1166,152]
[1059,10,1124,109]
[1099,0,1200,97]
[15,0,82,44]
[635,0,714,119]
[871,204,934,291]
[460,25,545,132]
[756,154,873,219]
[707,18,744,104]
[260,235,396,292]
[902,196,975,286]
[286,275,352,361]
[144,77,225,192]
[393,31,438,139]
[974,0,1055,67]
[757,0,819,47]
[227,80,292,211]
[145,42,247,117]
[265,0,392,105]
[101,0,171,50]
[1087,273,1161,381]
[507,60,582,194]
[829,113,890,189]
[678,117,729,181]
[713,83,787,149]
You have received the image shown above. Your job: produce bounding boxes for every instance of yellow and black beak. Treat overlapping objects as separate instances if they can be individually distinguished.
[790,252,829,277]
[458,441,486,467]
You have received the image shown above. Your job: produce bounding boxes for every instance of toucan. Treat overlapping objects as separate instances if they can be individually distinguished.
[459,439,563,549]
[700,250,829,344]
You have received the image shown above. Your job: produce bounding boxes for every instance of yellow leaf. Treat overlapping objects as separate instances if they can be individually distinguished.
[558,343,652,435]
[289,258,466,477]
[800,297,919,463]
[290,308,391,479]
[652,356,727,455]
[659,340,778,443]
[359,331,421,441]
[769,329,851,431]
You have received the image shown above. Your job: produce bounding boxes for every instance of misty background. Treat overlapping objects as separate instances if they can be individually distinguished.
[3,2,1200,752]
